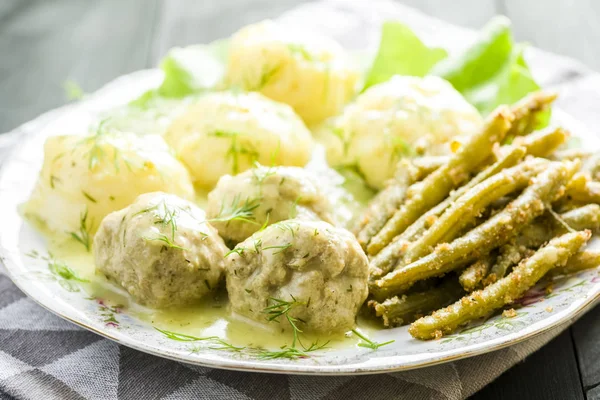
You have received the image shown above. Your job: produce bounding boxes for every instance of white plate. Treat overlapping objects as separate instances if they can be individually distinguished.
[1,70,599,375]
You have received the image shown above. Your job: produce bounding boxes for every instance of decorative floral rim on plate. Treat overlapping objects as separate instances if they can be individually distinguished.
[1,70,599,375]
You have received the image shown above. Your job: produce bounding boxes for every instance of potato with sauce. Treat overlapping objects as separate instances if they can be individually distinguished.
[225,20,360,125]
[226,219,369,334]
[206,164,335,244]
[323,75,483,189]
[94,192,228,308]
[23,131,194,239]
[165,91,314,189]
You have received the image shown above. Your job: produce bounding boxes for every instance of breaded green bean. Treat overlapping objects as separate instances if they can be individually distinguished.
[369,146,527,280]
[505,90,558,139]
[516,127,568,158]
[550,250,600,276]
[372,161,579,299]
[566,176,600,204]
[459,255,495,292]
[367,107,515,256]
[489,204,600,282]
[402,159,546,263]
[371,279,464,327]
[487,242,530,284]
[409,230,591,340]
[355,160,419,249]
[412,156,448,177]
[551,148,592,162]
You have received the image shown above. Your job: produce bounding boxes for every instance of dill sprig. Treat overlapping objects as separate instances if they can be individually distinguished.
[77,119,133,172]
[156,328,245,352]
[262,243,292,255]
[255,340,329,360]
[210,194,261,225]
[209,130,259,174]
[264,296,306,348]
[68,208,91,252]
[48,260,89,283]
[225,247,246,258]
[142,233,188,251]
[351,329,395,350]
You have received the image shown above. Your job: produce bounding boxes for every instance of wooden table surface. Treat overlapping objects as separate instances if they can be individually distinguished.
[0,1,599,399]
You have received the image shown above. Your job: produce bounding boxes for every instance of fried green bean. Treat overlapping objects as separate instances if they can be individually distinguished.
[550,250,600,276]
[369,146,527,280]
[566,176,600,204]
[367,107,515,256]
[402,159,545,264]
[487,203,600,282]
[355,160,420,249]
[459,254,495,292]
[487,242,530,284]
[516,127,568,158]
[372,161,579,299]
[412,156,448,177]
[409,230,591,340]
[370,279,464,327]
[505,90,558,139]
[551,148,592,162]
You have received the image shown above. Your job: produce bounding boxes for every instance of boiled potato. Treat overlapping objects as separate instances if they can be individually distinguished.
[23,132,194,240]
[164,91,313,189]
[324,75,483,189]
[225,20,360,125]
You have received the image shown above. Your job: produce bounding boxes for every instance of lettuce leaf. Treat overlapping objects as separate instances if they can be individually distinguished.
[130,40,228,107]
[363,21,447,90]
[158,39,229,97]
[364,16,545,123]
[431,16,544,118]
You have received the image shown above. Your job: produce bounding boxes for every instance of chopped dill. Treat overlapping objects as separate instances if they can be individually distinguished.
[142,233,187,251]
[210,194,261,225]
[49,175,61,189]
[48,260,89,283]
[262,243,292,254]
[277,221,298,237]
[156,328,245,352]
[225,247,246,258]
[68,209,91,251]
[82,190,97,203]
[209,130,259,174]
[288,196,301,219]
[351,329,394,350]
[287,43,314,61]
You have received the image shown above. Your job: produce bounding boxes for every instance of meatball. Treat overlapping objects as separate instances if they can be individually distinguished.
[94,192,228,308]
[225,20,360,125]
[23,132,194,237]
[206,164,335,244]
[323,75,483,189]
[226,219,369,334]
[165,91,313,189]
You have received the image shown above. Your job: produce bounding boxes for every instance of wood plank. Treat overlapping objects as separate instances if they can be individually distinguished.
[572,304,600,391]
[503,0,600,71]
[470,329,585,400]
[151,0,315,62]
[0,0,159,133]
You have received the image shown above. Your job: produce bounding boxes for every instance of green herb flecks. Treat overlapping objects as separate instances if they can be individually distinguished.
[351,329,394,350]
[156,328,245,352]
[142,233,188,251]
[68,208,92,252]
[210,194,261,225]
[209,130,259,175]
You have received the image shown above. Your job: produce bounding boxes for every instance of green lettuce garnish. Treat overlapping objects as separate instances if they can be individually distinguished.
[131,39,228,107]
[364,16,545,120]
[363,21,447,90]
